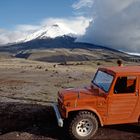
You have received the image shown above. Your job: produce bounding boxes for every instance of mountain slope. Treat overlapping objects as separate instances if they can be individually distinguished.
[0,23,139,63]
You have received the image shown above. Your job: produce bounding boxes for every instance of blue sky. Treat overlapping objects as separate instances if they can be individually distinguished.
[0,0,76,29]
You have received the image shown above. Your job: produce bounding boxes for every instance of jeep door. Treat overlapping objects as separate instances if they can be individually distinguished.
[107,75,139,124]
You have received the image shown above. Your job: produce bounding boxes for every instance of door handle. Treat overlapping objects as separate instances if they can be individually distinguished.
[136,90,139,96]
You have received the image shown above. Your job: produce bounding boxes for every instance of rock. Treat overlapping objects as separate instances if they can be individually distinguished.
[53,64,57,68]
[68,76,72,79]
[16,133,20,137]
[0,131,2,135]
[36,65,42,69]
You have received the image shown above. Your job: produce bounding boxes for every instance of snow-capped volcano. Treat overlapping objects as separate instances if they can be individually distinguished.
[22,23,77,42]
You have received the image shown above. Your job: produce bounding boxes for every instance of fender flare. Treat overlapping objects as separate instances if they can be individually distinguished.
[67,107,104,126]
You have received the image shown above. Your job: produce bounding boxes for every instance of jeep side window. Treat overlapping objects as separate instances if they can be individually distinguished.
[114,76,136,94]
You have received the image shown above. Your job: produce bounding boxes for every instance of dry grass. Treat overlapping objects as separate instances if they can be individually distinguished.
[0,57,138,103]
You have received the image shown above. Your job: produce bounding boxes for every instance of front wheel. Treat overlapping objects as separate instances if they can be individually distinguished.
[68,111,98,140]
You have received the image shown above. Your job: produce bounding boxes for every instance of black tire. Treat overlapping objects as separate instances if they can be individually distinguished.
[68,111,98,140]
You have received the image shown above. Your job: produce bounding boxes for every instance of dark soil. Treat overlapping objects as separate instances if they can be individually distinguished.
[0,102,139,140]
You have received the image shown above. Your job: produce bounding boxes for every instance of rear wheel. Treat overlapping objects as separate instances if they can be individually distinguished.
[68,111,98,140]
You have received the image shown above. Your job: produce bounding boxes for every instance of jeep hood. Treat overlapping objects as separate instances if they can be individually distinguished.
[59,86,100,101]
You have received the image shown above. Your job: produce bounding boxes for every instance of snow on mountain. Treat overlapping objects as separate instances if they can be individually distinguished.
[126,52,140,56]
[22,23,77,42]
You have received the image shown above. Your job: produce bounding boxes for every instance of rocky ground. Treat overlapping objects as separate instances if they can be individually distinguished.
[0,58,139,140]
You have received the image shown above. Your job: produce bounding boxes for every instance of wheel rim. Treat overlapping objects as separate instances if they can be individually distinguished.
[76,119,93,137]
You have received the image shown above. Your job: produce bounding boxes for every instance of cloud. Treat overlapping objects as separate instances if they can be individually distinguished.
[72,0,94,9]
[76,0,140,53]
[41,16,91,35]
[0,25,40,45]
[72,0,94,17]
[16,25,40,32]
[0,29,26,45]
[0,16,90,45]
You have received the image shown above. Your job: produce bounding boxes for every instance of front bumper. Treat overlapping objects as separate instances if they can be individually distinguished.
[52,103,63,127]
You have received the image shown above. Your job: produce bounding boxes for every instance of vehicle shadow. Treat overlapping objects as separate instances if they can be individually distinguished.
[0,101,68,139]
[107,124,140,134]
[94,124,140,140]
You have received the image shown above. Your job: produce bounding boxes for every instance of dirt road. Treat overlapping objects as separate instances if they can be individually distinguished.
[0,102,139,140]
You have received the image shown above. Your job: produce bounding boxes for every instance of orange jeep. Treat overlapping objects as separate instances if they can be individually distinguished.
[53,66,140,140]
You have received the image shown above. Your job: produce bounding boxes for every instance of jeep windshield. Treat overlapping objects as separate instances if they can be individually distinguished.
[92,70,114,92]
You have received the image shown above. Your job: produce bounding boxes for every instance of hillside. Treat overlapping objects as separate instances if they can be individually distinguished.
[0,22,139,64]
[0,36,139,64]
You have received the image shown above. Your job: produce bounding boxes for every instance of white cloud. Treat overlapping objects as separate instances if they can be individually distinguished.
[76,0,140,53]
[72,0,94,9]
[0,16,91,45]
[0,25,40,45]
[41,16,91,35]
[0,29,27,45]
[16,25,40,32]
